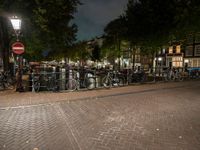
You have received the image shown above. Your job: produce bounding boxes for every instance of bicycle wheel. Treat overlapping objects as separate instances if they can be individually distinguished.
[117,76,125,86]
[46,80,53,91]
[85,77,95,90]
[0,82,5,91]
[34,82,40,92]
[128,75,133,84]
[178,74,184,82]
[5,77,15,89]
[141,73,147,83]
[102,76,111,88]
[47,79,59,92]
[4,82,14,90]
[163,73,169,82]
[66,79,77,91]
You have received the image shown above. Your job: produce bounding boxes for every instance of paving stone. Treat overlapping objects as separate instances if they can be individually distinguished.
[0,81,200,149]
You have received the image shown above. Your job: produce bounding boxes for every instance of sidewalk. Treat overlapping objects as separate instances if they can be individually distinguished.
[0,80,199,108]
[0,80,200,150]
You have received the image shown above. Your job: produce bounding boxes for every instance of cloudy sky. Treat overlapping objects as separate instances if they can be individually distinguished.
[74,0,128,41]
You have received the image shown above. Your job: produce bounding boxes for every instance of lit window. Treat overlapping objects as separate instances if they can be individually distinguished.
[169,46,173,54]
[188,59,192,67]
[162,48,166,54]
[176,45,181,53]
[193,59,198,67]
[172,57,183,67]
[198,59,200,67]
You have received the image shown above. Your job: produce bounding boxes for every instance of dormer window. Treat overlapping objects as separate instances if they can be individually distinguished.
[176,45,181,53]
[169,46,173,54]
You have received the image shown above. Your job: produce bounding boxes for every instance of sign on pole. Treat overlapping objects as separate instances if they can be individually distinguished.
[12,42,25,55]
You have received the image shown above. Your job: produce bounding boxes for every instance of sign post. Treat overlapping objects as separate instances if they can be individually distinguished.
[12,41,25,91]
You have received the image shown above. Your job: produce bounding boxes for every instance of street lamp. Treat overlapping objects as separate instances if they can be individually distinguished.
[158,57,162,62]
[158,57,163,76]
[10,16,23,92]
[10,16,21,41]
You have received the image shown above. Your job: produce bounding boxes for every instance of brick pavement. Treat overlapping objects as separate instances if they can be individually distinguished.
[0,81,200,150]
[0,80,199,108]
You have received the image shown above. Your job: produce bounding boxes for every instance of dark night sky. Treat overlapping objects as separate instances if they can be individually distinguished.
[74,0,128,41]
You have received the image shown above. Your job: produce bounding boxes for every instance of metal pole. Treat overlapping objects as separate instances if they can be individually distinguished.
[16,55,23,91]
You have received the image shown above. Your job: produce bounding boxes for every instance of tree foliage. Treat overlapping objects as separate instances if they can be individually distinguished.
[103,16,127,59]
[0,0,80,60]
[103,0,200,55]
[91,44,101,61]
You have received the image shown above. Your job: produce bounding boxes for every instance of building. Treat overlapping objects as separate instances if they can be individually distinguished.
[133,47,153,71]
[165,42,184,68]
[184,33,200,69]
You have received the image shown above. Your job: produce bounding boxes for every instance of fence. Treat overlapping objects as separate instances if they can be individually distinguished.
[1,67,199,92]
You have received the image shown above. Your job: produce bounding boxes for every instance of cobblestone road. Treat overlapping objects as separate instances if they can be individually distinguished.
[0,81,200,150]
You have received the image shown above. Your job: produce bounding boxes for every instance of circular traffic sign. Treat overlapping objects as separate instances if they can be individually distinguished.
[12,42,25,55]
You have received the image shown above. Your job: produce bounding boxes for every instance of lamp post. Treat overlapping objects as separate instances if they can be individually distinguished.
[10,16,23,91]
[158,57,162,76]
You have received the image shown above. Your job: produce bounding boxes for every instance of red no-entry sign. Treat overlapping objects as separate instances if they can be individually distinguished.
[12,42,25,55]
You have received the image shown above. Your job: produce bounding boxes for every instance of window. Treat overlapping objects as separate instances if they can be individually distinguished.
[162,48,166,54]
[185,46,193,56]
[187,59,192,67]
[172,57,183,67]
[169,46,173,54]
[189,59,200,67]
[193,59,198,67]
[176,45,181,53]
[195,45,200,56]
[186,35,193,44]
[135,55,140,63]
[198,59,200,67]
[195,33,200,43]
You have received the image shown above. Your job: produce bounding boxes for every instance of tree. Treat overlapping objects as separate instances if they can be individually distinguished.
[126,0,200,45]
[32,0,80,54]
[91,44,101,62]
[0,16,10,71]
[103,16,128,60]
[102,0,200,66]
[173,0,200,39]
[126,0,177,48]
[0,0,80,65]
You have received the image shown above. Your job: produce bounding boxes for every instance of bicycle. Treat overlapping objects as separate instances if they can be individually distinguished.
[46,75,59,92]
[0,71,15,90]
[171,69,184,81]
[102,70,125,88]
[31,74,42,92]
[65,70,78,91]
[162,68,172,82]
[76,69,97,90]
[128,70,147,84]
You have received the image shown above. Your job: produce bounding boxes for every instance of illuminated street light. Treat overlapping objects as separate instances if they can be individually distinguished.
[158,57,162,61]
[10,17,21,30]
[10,16,21,41]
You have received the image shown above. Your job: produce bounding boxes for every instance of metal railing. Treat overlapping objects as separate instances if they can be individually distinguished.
[1,67,199,92]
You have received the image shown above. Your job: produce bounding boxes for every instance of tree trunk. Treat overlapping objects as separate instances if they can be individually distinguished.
[0,16,10,71]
